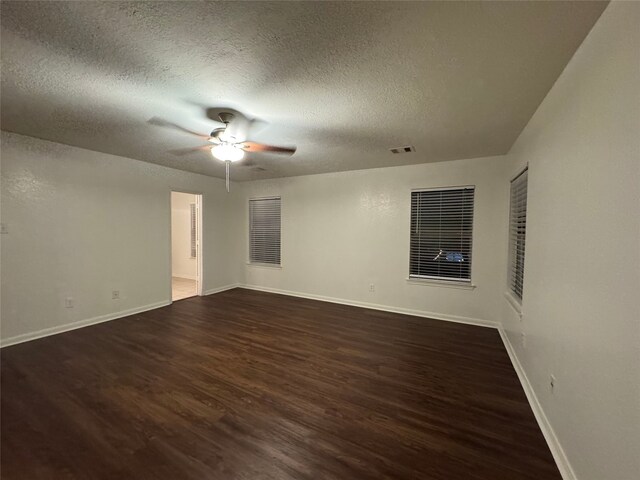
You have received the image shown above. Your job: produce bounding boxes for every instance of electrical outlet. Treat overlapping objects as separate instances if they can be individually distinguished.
[65,297,74,308]
[112,290,120,300]
[369,283,375,292]
[550,374,556,393]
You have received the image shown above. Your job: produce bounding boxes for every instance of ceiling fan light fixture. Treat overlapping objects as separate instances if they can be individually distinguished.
[211,143,244,162]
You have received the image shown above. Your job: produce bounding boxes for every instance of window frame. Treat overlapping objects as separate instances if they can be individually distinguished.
[508,167,528,302]
[248,196,282,267]
[408,185,476,284]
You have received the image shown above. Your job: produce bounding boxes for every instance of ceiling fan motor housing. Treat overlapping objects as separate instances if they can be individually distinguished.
[210,127,226,140]
[217,112,234,125]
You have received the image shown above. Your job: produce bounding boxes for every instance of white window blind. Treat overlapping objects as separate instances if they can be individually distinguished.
[190,203,197,258]
[249,197,281,265]
[509,168,528,300]
[409,186,475,282]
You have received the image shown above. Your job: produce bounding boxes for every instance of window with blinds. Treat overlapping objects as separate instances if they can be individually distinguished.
[190,203,197,258]
[508,168,528,300]
[249,197,281,265]
[409,186,475,282]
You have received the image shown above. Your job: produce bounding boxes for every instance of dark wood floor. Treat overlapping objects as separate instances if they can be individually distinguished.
[1,288,560,479]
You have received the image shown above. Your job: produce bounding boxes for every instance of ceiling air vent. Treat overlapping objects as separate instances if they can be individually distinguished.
[390,145,415,154]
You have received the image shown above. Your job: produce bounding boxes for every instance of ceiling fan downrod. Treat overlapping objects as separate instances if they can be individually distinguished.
[225,160,231,192]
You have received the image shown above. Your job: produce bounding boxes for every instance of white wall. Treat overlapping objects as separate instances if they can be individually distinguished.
[500,3,640,480]
[238,156,509,325]
[0,132,241,344]
[171,191,198,280]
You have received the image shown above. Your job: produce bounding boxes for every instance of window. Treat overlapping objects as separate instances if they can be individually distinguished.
[190,203,197,258]
[409,186,475,282]
[508,168,528,300]
[249,197,281,265]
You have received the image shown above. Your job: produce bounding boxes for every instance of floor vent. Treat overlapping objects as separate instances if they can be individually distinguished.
[390,145,415,154]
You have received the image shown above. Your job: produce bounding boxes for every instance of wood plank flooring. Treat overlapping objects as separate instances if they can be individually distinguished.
[1,288,561,479]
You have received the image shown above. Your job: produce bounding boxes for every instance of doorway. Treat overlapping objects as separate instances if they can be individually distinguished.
[171,191,202,301]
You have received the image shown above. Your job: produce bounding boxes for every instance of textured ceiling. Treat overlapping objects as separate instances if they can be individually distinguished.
[1,1,607,181]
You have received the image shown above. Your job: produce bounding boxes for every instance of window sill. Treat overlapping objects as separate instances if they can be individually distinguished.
[504,290,523,317]
[246,262,282,269]
[406,277,476,290]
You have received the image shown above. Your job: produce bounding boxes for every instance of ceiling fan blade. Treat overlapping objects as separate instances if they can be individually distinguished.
[168,145,212,156]
[242,141,296,155]
[148,117,210,140]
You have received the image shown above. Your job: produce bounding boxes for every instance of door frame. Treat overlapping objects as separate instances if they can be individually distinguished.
[169,190,204,300]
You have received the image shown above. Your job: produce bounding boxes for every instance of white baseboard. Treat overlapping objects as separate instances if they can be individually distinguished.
[498,327,576,480]
[203,283,240,296]
[237,283,497,328]
[1,283,239,348]
[1,283,238,348]
[0,300,171,348]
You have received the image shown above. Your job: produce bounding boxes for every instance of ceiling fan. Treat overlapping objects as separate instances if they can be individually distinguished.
[149,112,296,192]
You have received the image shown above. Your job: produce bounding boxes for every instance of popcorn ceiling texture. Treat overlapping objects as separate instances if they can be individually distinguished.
[0,1,606,181]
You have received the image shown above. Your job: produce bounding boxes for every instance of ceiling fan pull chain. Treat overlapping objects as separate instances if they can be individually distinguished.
[225,160,231,192]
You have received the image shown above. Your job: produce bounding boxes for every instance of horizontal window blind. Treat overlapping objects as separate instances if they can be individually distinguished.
[249,197,281,265]
[190,203,197,258]
[509,169,528,300]
[410,187,475,282]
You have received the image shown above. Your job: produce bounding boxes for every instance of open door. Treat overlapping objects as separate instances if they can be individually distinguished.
[170,191,203,301]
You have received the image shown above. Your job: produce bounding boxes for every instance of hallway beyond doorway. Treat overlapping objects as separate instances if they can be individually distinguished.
[172,276,197,301]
